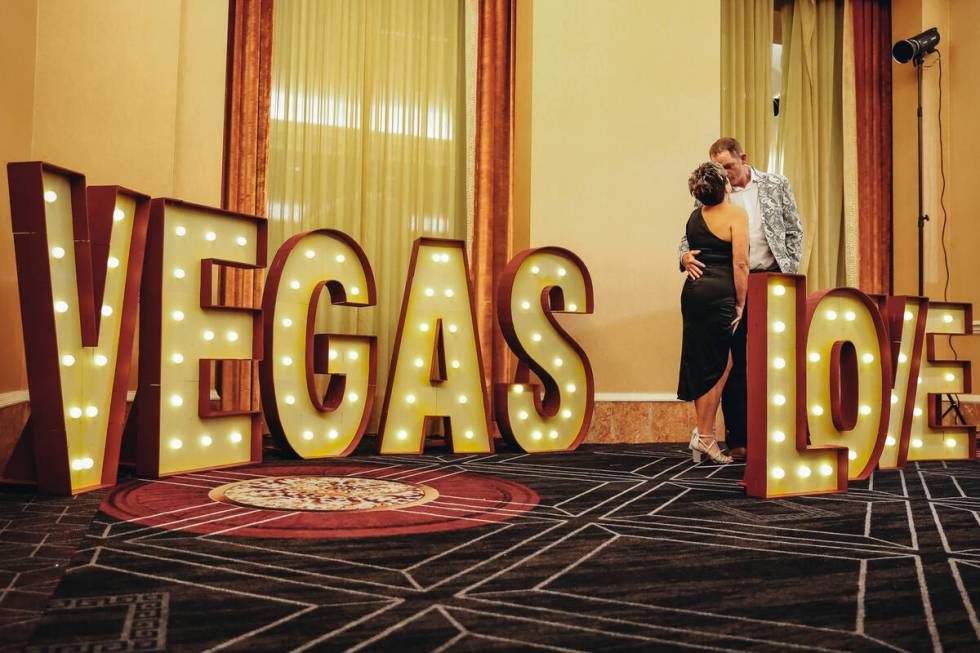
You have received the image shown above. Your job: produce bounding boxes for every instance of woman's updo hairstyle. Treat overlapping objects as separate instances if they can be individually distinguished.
[688,161,727,206]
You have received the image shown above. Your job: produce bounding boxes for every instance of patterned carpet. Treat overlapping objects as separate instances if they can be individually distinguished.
[6,443,980,652]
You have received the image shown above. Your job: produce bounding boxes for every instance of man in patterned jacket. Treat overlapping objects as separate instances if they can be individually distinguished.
[679,137,803,460]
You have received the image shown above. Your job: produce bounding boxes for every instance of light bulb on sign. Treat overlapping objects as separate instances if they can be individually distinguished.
[458,395,468,404]
[172,353,184,364]
[554,358,564,367]
[886,436,896,446]
[862,353,874,364]
[85,406,98,417]
[518,410,529,420]
[397,430,408,440]
[809,352,820,363]
[825,310,838,321]
[329,350,337,360]
[414,358,424,367]
[175,226,186,236]
[290,280,300,290]
[232,235,243,246]
[328,430,339,440]
[350,287,360,296]
[532,431,542,440]
[771,467,785,479]
[61,354,75,367]
[566,384,576,393]
[772,431,786,442]
[464,430,474,439]
[898,353,908,363]
[773,321,786,333]
[51,246,65,259]
[43,190,57,203]
[820,464,833,476]
[405,394,416,404]
[205,231,217,242]
[945,372,955,382]
[946,438,957,448]
[170,395,183,407]
[521,301,531,310]
[348,351,359,360]
[513,385,524,394]
[107,256,120,269]
[169,438,183,450]
[811,405,824,416]
[425,288,434,297]
[419,323,429,332]
[230,432,243,443]
[549,430,559,439]
[772,285,786,296]
[348,392,359,402]
[848,450,858,460]
[101,305,113,317]
[562,409,572,418]
[282,356,292,366]
[444,289,454,298]
[113,208,125,222]
[285,395,296,405]
[94,354,108,366]
[913,438,923,448]
[54,300,69,313]
[943,314,953,323]
[451,360,460,369]
[200,435,213,447]
[904,311,913,321]
[203,330,215,341]
[302,430,313,440]
[773,357,786,369]
[172,310,184,321]
[448,324,458,334]
[68,406,82,419]
[174,268,185,279]
[844,311,856,321]
[568,303,578,311]
[281,318,292,327]
[798,465,812,478]
[772,394,786,406]
[531,265,540,274]
[859,405,872,416]
[305,250,315,259]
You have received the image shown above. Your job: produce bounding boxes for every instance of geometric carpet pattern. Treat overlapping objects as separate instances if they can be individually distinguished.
[13,443,980,651]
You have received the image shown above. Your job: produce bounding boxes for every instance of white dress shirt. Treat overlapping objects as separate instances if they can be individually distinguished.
[728,169,776,271]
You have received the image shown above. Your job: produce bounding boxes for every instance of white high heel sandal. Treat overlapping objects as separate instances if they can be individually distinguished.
[689,427,733,464]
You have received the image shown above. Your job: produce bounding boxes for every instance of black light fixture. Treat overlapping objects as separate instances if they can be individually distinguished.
[892,27,940,297]
[892,27,940,64]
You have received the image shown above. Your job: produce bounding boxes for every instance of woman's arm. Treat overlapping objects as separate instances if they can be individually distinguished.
[730,207,750,329]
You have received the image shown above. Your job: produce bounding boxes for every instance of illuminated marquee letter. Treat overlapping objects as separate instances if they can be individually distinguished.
[260,229,376,457]
[878,297,928,469]
[5,163,148,494]
[906,302,976,461]
[378,238,492,454]
[494,248,595,452]
[137,200,266,476]
[804,289,890,479]
[745,274,848,498]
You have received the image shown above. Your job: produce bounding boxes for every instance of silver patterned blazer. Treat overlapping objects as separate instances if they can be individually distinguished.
[678,167,803,274]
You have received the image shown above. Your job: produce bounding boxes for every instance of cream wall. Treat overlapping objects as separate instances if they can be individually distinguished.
[0,0,228,396]
[515,0,721,396]
[893,0,980,388]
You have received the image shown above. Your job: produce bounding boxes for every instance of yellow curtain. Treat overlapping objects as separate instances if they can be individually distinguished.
[774,0,846,290]
[266,0,466,414]
[721,0,773,165]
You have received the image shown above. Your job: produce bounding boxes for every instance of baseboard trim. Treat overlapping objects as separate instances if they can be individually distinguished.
[595,393,681,402]
[1,390,144,408]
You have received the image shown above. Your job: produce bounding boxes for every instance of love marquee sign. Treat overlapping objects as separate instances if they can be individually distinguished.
[2,162,975,498]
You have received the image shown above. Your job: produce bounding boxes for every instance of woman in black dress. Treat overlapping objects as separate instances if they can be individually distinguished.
[678,162,749,464]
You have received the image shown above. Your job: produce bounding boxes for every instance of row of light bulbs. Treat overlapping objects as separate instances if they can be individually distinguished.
[174,224,248,247]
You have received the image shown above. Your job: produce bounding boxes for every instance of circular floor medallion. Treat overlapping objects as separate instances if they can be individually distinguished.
[209,476,439,512]
[101,463,539,539]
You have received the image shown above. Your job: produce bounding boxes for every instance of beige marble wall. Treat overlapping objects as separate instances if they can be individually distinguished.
[584,401,722,444]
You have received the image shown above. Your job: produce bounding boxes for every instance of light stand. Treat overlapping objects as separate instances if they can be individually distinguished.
[893,28,966,427]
